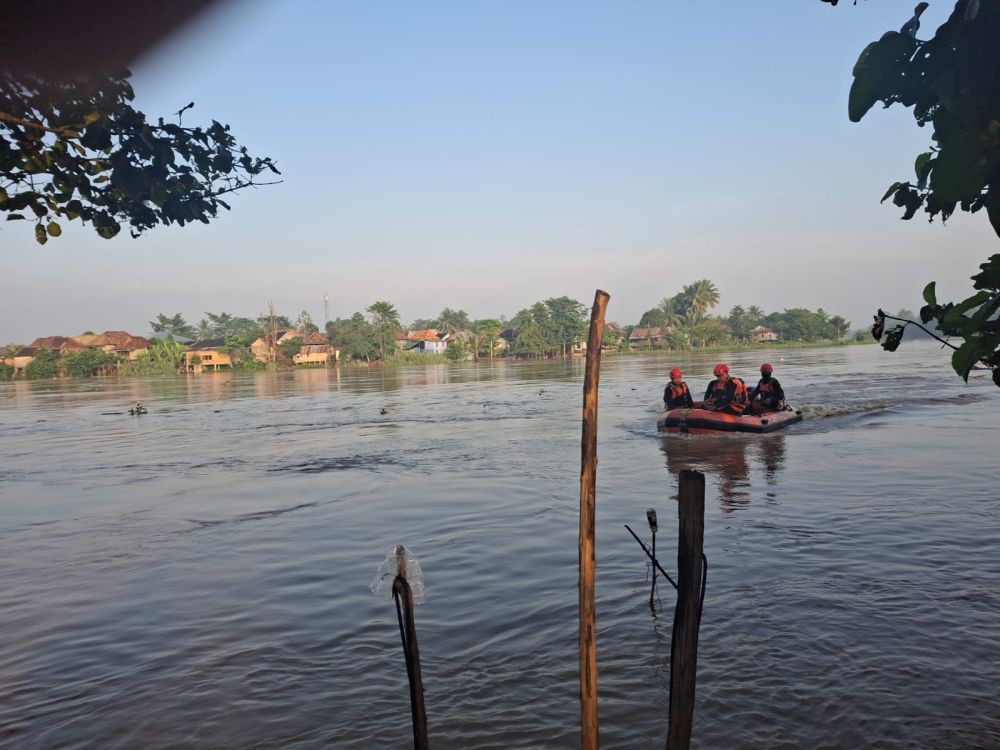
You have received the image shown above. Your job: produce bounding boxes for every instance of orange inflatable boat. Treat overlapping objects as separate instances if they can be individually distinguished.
[658,403,802,434]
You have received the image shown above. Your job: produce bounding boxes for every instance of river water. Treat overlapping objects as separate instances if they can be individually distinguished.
[1,342,998,749]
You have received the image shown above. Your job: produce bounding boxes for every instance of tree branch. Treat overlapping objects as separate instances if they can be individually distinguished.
[213,178,283,197]
[0,112,79,138]
[881,313,959,351]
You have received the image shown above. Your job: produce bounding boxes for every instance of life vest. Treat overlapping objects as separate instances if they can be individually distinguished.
[729,377,748,414]
[666,382,689,402]
[707,379,728,398]
[757,380,776,395]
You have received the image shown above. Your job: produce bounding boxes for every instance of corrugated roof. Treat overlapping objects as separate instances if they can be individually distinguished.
[407,329,441,342]
[629,327,670,339]
[30,336,78,349]
[187,339,227,351]
[89,331,134,347]
[304,332,328,345]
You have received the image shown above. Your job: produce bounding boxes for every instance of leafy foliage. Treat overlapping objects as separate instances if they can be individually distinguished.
[149,313,195,339]
[445,339,467,361]
[544,296,588,355]
[62,348,117,377]
[295,310,318,336]
[366,301,401,360]
[474,318,503,358]
[511,302,556,357]
[121,339,186,375]
[24,348,56,379]
[849,0,1000,384]
[0,69,279,243]
[436,308,471,334]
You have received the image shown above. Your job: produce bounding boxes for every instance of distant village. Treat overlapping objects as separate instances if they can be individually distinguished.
[2,281,859,381]
[1,321,798,381]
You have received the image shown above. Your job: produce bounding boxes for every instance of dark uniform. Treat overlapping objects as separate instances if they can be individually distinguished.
[664,381,694,410]
[703,377,749,415]
[749,375,785,411]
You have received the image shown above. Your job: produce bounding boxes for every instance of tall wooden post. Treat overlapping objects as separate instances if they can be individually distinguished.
[391,546,428,750]
[579,289,609,750]
[667,470,705,750]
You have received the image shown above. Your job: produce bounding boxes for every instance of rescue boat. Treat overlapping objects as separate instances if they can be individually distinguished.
[657,403,802,434]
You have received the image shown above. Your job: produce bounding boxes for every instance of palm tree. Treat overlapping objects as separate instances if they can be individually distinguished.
[366,301,402,360]
[829,315,849,340]
[436,307,470,335]
[659,297,684,329]
[206,312,235,336]
[196,319,212,339]
[685,279,720,320]
[149,313,195,339]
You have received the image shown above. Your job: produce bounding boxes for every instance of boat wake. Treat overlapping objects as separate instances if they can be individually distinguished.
[797,402,892,419]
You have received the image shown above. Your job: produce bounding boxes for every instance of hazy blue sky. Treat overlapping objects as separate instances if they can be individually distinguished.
[3,0,997,342]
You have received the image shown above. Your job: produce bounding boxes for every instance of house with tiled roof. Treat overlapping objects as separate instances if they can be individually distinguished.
[751,325,778,343]
[293,332,339,366]
[251,329,301,363]
[74,331,151,361]
[4,346,38,377]
[31,336,90,354]
[185,339,233,372]
[402,329,448,354]
[628,327,671,349]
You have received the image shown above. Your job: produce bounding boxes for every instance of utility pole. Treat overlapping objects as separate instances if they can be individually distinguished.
[324,293,330,328]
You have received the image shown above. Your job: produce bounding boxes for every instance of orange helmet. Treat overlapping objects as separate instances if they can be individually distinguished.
[670,368,683,379]
[760,362,773,375]
[713,363,729,377]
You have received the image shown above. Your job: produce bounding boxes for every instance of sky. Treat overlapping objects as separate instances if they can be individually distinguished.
[3,0,997,342]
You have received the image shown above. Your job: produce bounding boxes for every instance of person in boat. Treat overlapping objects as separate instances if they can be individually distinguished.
[703,363,749,415]
[663,368,694,410]
[749,362,785,413]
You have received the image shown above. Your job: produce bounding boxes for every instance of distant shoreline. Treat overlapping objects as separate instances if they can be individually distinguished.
[1,339,880,382]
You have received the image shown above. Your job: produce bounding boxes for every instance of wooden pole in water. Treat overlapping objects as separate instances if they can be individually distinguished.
[392,547,428,750]
[579,289,609,750]
[666,469,705,750]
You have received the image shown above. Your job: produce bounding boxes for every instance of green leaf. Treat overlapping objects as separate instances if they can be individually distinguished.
[6,213,26,221]
[46,221,62,237]
[971,254,1000,291]
[849,31,917,122]
[881,324,906,352]
[881,182,903,203]
[951,341,980,381]
[34,223,48,245]
[914,152,933,188]
[922,281,937,305]
[0,187,7,206]
[83,110,102,126]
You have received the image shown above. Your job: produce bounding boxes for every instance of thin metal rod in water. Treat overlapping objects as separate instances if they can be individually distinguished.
[649,530,657,610]
[623,524,678,590]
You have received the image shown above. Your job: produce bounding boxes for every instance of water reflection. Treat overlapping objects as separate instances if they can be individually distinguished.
[659,432,786,512]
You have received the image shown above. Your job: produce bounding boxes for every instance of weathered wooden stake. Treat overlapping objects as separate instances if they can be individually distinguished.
[649,528,657,611]
[579,289,609,750]
[392,548,428,750]
[666,469,705,750]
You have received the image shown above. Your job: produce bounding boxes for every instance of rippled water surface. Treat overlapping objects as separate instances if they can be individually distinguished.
[2,343,998,749]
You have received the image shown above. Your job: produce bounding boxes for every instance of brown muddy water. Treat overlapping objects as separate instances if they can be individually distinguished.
[1,342,998,749]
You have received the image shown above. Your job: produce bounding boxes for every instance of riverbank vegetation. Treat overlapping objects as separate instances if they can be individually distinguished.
[2,280,864,381]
